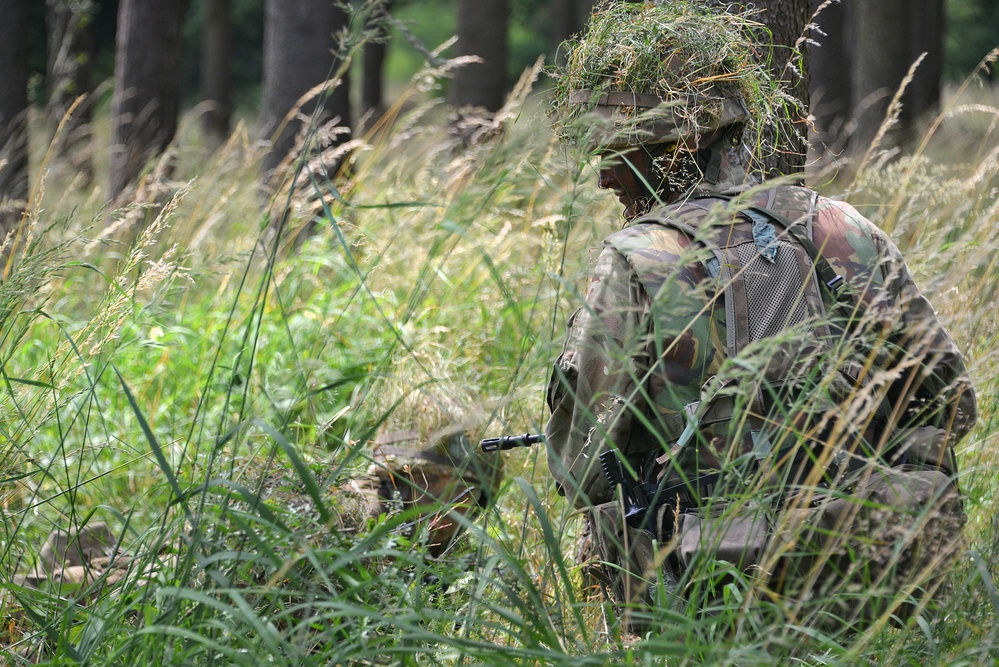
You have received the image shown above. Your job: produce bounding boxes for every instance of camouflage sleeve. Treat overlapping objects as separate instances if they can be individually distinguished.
[879,233,978,443]
[545,246,650,508]
[827,200,978,446]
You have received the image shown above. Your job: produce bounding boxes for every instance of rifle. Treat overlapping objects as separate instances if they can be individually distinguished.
[599,449,660,528]
[479,434,723,538]
[599,437,808,536]
[479,434,701,526]
[479,433,544,452]
[599,449,726,532]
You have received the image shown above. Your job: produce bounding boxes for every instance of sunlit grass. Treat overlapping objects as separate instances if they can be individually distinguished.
[1,53,998,665]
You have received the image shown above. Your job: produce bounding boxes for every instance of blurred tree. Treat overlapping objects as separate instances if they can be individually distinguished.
[907,0,945,124]
[46,0,95,182]
[201,0,232,143]
[945,0,999,79]
[260,0,351,180]
[850,0,943,152]
[448,0,509,111]
[809,0,852,155]
[362,0,393,121]
[108,0,190,200]
[551,0,595,58]
[181,0,264,118]
[0,0,30,237]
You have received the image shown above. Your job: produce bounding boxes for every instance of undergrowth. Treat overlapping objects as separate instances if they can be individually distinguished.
[0,47,997,667]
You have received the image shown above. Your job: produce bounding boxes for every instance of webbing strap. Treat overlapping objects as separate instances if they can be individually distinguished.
[651,440,801,512]
[702,195,859,326]
[629,193,875,485]
[745,204,849,297]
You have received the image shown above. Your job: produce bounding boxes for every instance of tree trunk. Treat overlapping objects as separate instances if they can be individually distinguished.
[0,0,30,236]
[201,0,232,143]
[906,0,943,126]
[108,0,189,200]
[752,0,812,176]
[703,0,810,176]
[361,0,392,121]
[260,0,351,179]
[552,0,596,54]
[46,0,95,168]
[851,0,911,152]
[448,0,509,111]
[809,0,852,154]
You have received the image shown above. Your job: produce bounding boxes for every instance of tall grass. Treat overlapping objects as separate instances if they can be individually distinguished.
[1,53,998,665]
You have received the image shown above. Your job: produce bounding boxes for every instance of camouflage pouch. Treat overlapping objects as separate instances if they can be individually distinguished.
[774,464,964,627]
[894,426,958,474]
[676,503,770,571]
[582,501,660,607]
[580,500,686,632]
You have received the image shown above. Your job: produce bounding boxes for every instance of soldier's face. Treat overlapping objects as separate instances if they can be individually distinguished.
[597,147,654,210]
[597,142,694,215]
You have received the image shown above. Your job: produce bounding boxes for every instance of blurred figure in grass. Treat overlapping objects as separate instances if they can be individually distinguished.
[544,2,977,632]
[335,384,503,560]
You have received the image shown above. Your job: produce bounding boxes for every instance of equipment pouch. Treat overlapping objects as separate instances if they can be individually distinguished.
[580,500,681,633]
[677,503,770,571]
[895,426,958,474]
[583,501,658,605]
[773,464,964,627]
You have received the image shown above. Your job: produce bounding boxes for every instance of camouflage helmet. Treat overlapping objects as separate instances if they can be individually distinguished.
[357,385,503,558]
[369,423,504,502]
[549,2,776,151]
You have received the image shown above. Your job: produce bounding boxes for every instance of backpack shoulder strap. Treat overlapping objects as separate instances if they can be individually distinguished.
[697,190,857,319]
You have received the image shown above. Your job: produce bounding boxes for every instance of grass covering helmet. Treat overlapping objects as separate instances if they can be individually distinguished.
[366,423,503,558]
[549,1,780,153]
[341,383,504,559]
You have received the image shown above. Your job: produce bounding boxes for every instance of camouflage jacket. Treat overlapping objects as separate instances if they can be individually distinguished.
[546,180,978,508]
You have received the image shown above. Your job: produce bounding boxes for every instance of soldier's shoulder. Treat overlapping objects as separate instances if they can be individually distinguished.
[604,217,690,266]
[811,194,900,277]
[813,195,884,237]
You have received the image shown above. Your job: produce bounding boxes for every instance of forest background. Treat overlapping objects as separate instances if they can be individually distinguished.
[1,0,999,665]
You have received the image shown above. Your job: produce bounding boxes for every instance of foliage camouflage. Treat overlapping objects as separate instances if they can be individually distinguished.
[548,1,794,159]
[334,382,504,559]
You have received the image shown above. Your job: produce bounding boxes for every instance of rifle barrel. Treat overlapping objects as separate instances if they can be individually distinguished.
[480,433,544,452]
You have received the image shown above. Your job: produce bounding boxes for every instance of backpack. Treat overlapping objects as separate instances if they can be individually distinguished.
[587,187,964,628]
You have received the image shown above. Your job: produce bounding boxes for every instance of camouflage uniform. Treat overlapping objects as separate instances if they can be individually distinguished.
[544,2,977,629]
[545,149,977,624]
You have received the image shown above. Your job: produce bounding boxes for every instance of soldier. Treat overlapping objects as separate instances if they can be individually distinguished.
[544,3,977,630]
[335,387,503,560]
